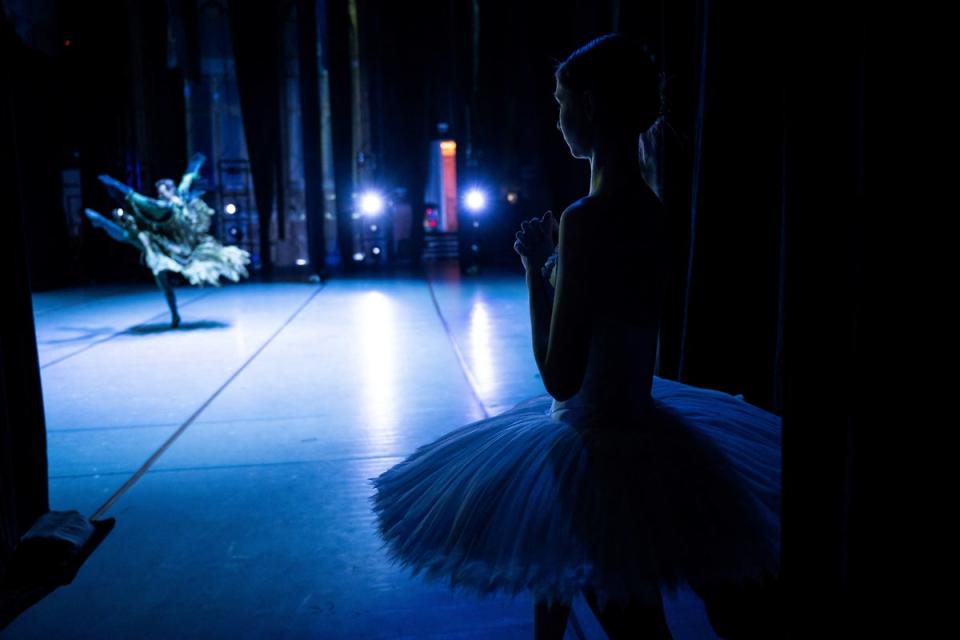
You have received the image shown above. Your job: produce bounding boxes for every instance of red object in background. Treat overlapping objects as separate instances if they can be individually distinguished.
[424,141,459,233]
[423,206,440,231]
[440,142,458,232]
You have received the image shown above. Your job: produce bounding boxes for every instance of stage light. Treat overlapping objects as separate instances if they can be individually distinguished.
[472,220,480,228]
[295,258,307,266]
[372,246,381,256]
[370,224,378,232]
[359,191,385,217]
[353,252,365,261]
[225,203,237,215]
[464,188,487,213]
[114,208,124,217]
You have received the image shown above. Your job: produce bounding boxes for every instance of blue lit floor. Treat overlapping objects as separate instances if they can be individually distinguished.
[7,268,719,639]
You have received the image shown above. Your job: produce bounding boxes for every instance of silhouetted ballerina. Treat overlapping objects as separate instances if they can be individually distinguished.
[86,153,250,327]
[373,35,780,639]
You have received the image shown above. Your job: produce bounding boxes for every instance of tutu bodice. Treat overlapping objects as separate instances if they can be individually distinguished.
[549,317,660,424]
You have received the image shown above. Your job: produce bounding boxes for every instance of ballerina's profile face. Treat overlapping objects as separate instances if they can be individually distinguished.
[555,79,593,160]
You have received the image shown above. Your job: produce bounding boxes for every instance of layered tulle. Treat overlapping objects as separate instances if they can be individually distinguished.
[372,377,780,605]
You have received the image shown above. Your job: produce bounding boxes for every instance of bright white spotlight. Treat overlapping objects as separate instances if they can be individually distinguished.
[225,203,237,215]
[295,258,307,266]
[114,208,124,217]
[352,252,365,262]
[464,189,487,213]
[359,191,385,217]
[372,246,381,256]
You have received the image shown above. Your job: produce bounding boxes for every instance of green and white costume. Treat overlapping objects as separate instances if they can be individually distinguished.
[89,154,250,286]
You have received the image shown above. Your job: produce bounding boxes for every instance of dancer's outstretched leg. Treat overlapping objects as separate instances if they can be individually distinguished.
[154,270,180,328]
[534,599,571,640]
[583,589,673,640]
[84,208,138,247]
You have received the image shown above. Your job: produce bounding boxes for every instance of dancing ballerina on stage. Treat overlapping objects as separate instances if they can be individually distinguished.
[85,153,250,328]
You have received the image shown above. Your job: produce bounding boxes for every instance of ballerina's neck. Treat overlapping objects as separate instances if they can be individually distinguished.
[589,141,644,196]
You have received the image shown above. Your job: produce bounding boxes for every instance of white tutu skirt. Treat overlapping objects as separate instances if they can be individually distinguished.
[372,377,781,605]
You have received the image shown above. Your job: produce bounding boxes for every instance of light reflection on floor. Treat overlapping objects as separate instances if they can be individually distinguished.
[468,300,497,399]
[356,290,399,440]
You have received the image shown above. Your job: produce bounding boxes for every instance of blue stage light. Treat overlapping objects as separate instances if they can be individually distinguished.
[464,188,487,213]
[360,191,385,217]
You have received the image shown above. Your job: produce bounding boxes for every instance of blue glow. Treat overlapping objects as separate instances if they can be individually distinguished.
[360,192,385,217]
[464,189,487,213]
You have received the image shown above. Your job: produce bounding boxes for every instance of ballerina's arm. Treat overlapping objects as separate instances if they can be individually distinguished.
[177,153,206,195]
[125,191,175,225]
[528,204,591,401]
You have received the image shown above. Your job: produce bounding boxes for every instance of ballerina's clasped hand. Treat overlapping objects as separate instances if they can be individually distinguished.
[514,210,560,273]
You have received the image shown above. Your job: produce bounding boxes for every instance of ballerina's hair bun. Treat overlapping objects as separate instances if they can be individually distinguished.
[556,34,661,135]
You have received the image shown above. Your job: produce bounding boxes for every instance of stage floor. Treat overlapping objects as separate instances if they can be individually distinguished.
[7,268,717,639]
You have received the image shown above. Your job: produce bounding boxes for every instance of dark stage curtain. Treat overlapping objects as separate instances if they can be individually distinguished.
[779,3,868,636]
[642,0,870,634]
[297,0,327,274]
[0,12,51,580]
[227,0,284,277]
[324,0,358,270]
[652,1,785,411]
